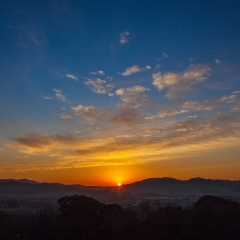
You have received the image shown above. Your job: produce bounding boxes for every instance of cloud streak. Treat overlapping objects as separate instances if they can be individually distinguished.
[65,73,78,81]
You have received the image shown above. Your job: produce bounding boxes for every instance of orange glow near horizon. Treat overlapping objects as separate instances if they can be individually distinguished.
[1,147,240,186]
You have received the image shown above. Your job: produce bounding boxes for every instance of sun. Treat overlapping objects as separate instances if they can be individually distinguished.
[117,183,121,186]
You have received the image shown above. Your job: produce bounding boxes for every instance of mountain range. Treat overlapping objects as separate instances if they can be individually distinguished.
[1,177,240,197]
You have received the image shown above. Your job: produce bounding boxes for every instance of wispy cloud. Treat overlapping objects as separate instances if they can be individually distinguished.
[120,31,130,44]
[182,101,213,111]
[90,70,105,75]
[115,85,150,107]
[122,65,151,76]
[158,109,188,118]
[163,52,169,58]
[7,109,240,169]
[53,89,66,101]
[84,78,114,94]
[42,96,52,100]
[152,64,210,99]
[65,73,78,81]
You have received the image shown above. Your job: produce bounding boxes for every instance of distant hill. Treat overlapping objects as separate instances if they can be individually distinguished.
[1,177,240,197]
[0,180,127,201]
[0,179,39,184]
[122,177,240,195]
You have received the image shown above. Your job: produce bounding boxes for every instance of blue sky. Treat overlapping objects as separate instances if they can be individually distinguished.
[1,0,240,184]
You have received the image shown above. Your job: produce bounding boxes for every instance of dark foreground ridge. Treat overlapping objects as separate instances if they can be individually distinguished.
[1,194,240,240]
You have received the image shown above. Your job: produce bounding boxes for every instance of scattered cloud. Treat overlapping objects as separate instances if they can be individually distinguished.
[53,89,66,101]
[90,70,105,75]
[182,101,213,111]
[53,89,61,93]
[109,104,144,125]
[182,91,240,111]
[60,114,72,120]
[7,109,240,169]
[122,65,151,76]
[120,31,130,44]
[42,96,52,100]
[158,109,188,118]
[152,64,210,99]
[71,105,106,120]
[115,85,150,107]
[84,78,114,94]
[56,94,66,102]
[65,73,78,81]
[145,109,188,120]
[215,59,221,64]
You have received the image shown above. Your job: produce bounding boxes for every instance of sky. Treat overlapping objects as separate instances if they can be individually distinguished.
[1,0,240,186]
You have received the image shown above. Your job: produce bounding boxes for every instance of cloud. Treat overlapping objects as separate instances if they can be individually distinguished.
[42,96,52,100]
[115,85,150,107]
[109,104,144,125]
[65,73,78,81]
[71,105,106,120]
[60,114,72,120]
[7,134,79,155]
[53,89,61,93]
[163,52,169,58]
[84,78,114,94]
[120,31,130,44]
[182,91,240,111]
[7,109,240,169]
[90,70,105,75]
[158,109,188,118]
[71,102,146,125]
[8,135,54,154]
[56,94,66,101]
[145,109,188,120]
[182,64,210,81]
[152,64,210,99]
[152,72,180,90]
[53,89,66,101]
[182,101,214,111]
[122,65,151,76]
[215,59,221,64]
